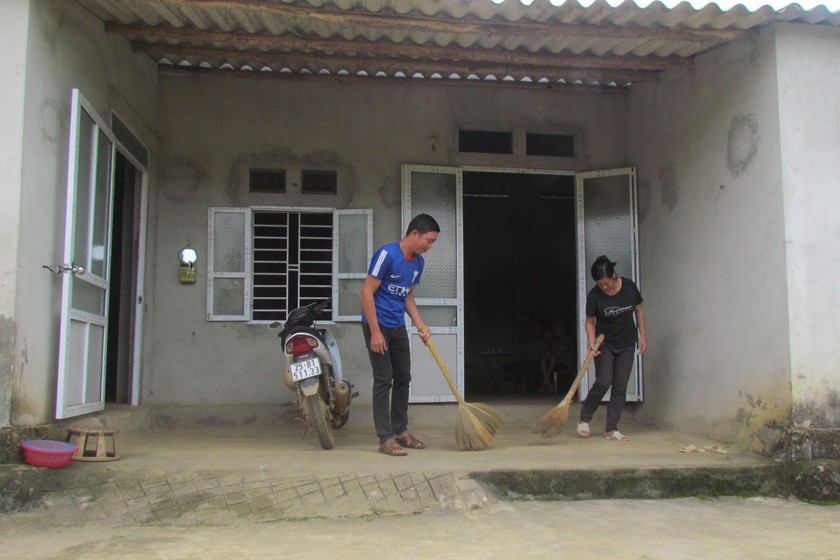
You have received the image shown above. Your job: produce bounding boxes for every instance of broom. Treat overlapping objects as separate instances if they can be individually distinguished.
[530,334,604,438]
[421,330,503,451]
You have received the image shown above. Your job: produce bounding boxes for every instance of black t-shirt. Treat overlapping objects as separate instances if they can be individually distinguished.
[585,277,643,350]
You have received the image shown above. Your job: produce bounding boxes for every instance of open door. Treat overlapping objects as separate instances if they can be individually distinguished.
[53,90,117,419]
[576,168,643,402]
[402,165,463,402]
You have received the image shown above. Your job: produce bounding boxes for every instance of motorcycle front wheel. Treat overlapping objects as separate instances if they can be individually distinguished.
[305,394,335,450]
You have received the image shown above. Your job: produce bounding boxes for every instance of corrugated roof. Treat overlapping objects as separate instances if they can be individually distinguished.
[74,0,840,89]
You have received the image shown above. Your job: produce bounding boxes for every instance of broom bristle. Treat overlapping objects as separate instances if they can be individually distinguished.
[529,403,570,438]
[467,402,504,432]
[454,403,500,451]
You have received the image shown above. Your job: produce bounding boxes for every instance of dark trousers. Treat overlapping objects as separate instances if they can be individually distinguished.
[362,323,412,442]
[579,345,636,432]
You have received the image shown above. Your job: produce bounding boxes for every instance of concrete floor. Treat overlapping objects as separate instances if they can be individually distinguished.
[65,399,767,476]
[4,399,836,559]
[0,399,780,525]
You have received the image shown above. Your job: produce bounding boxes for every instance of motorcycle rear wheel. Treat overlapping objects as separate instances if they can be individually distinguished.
[305,394,335,450]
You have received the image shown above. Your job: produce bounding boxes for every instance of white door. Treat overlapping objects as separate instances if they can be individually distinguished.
[576,168,643,402]
[54,90,117,419]
[402,165,463,402]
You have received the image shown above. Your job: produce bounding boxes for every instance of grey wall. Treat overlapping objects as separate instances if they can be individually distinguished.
[0,0,31,427]
[11,0,158,424]
[18,3,832,448]
[628,28,792,450]
[775,23,840,429]
[146,74,628,406]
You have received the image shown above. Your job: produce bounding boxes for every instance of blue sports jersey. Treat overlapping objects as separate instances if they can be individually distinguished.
[362,241,424,328]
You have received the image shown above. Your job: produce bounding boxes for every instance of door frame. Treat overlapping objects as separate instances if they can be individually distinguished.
[55,91,149,419]
[129,165,148,406]
[403,164,642,402]
[55,89,118,419]
[402,164,463,402]
[110,111,150,407]
[575,167,643,402]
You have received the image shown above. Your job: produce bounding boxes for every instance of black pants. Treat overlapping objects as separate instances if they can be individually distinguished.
[362,323,412,443]
[579,345,636,432]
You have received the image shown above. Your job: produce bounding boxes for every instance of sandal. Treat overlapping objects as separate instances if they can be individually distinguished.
[394,431,425,449]
[378,438,408,456]
[605,430,629,442]
[577,422,591,438]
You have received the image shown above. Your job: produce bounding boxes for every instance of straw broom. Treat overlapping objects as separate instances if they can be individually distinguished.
[421,330,503,450]
[530,334,604,438]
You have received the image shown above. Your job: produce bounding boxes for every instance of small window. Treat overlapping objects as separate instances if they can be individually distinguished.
[302,170,337,195]
[526,133,575,157]
[252,211,333,321]
[207,207,372,323]
[249,169,286,193]
[459,130,513,154]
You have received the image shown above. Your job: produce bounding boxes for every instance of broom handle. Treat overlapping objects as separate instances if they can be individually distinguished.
[420,329,467,405]
[558,334,605,408]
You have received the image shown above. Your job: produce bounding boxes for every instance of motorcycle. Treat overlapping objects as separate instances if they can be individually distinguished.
[270,298,355,450]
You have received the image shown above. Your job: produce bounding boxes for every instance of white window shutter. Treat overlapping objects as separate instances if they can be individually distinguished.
[207,207,250,321]
[333,209,372,321]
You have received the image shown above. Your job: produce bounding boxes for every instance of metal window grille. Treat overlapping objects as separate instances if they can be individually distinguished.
[252,210,333,321]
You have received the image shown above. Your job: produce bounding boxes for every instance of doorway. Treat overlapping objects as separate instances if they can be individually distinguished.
[105,152,141,404]
[463,171,578,399]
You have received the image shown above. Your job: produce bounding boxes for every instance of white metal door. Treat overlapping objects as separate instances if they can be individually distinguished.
[54,90,117,419]
[402,165,463,402]
[576,168,643,402]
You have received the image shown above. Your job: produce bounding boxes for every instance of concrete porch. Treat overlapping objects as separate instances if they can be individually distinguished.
[1,398,808,526]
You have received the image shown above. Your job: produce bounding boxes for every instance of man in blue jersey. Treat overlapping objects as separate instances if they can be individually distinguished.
[361,214,439,456]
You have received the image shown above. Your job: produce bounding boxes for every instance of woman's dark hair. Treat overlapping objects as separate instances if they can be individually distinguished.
[590,255,617,281]
[406,213,441,236]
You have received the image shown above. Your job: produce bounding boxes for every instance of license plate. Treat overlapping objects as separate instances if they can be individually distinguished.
[290,358,322,382]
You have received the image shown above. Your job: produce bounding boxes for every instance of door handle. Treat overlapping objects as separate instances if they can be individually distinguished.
[42,264,86,275]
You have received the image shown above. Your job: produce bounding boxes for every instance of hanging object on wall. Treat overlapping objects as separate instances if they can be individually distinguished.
[178,241,198,284]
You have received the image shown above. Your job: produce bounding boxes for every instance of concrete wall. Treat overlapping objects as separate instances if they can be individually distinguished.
[628,28,792,451]
[775,23,840,430]
[146,74,628,406]
[16,2,831,450]
[0,0,31,427]
[10,0,158,424]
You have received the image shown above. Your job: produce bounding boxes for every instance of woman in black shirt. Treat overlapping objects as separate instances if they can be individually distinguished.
[577,256,647,441]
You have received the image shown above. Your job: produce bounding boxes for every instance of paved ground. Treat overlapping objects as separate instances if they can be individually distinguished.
[1,400,779,526]
[2,497,838,559]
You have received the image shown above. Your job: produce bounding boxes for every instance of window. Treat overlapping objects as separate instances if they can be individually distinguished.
[526,133,575,157]
[252,211,332,321]
[208,207,371,322]
[301,170,337,195]
[249,169,286,193]
[458,129,513,154]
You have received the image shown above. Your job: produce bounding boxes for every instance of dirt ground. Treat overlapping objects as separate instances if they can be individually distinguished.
[2,497,839,560]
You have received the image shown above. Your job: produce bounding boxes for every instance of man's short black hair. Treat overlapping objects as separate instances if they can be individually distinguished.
[405,214,440,236]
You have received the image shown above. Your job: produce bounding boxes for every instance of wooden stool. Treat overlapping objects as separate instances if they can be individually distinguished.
[66,426,120,462]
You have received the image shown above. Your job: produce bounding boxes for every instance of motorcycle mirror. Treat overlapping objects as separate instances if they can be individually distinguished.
[268,321,282,329]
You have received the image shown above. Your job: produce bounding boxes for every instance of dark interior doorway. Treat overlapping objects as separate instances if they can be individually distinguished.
[463,171,578,399]
[105,152,140,404]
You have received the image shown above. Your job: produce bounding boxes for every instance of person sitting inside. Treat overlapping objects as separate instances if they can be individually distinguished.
[550,320,576,395]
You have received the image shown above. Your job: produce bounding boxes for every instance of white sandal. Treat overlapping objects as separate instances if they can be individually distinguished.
[605,430,629,441]
[577,422,591,438]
